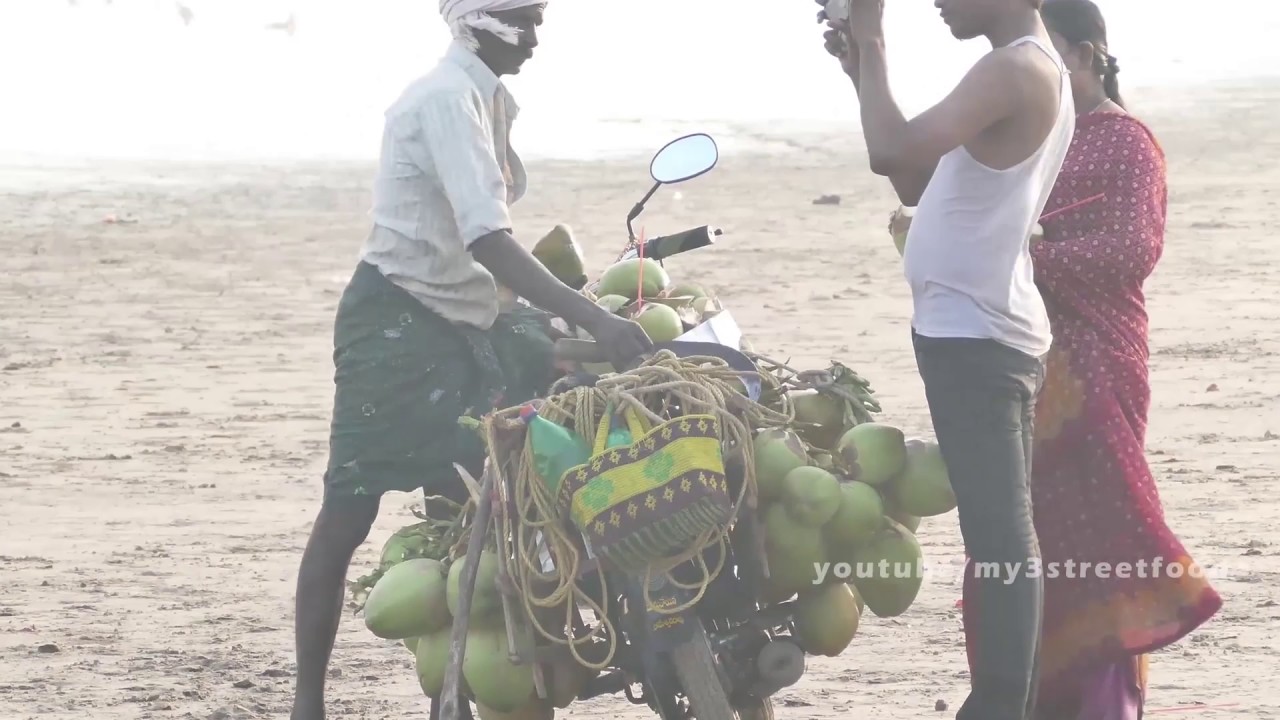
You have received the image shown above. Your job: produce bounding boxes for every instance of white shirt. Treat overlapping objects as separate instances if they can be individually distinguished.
[902,36,1074,358]
[360,40,526,330]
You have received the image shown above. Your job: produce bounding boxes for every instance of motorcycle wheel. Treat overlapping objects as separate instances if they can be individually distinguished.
[736,698,774,720]
[669,619,735,720]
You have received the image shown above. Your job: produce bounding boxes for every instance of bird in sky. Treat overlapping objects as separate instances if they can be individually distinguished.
[265,13,297,37]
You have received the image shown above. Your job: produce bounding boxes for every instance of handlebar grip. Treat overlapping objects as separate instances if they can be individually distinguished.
[645,225,719,261]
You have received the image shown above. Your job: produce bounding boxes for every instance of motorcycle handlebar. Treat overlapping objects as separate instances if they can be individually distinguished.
[620,225,722,262]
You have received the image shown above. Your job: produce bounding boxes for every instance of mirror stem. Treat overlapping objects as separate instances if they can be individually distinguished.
[625,181,662,241]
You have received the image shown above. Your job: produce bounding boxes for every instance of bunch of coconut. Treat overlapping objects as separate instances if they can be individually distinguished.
[750,422,958,659]
[583,256,725,343]
[358,542,590,720]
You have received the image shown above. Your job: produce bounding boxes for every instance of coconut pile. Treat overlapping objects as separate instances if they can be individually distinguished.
[751,423,956,659]
[347,238,960,717]
[580,255,729,357]
[350,508,592,720]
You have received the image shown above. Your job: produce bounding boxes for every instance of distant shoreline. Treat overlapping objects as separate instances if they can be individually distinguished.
[2,76,1275,185]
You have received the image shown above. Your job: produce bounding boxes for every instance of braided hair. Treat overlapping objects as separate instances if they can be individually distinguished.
[1041,0,1125,109]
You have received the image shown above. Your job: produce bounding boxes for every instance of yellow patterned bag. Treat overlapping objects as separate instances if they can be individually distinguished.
[556,405,731,573]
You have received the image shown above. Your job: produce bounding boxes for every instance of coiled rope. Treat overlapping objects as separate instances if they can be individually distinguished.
[480,350,790,671]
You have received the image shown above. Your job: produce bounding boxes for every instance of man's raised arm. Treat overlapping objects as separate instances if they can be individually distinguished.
[829,2,1022,205]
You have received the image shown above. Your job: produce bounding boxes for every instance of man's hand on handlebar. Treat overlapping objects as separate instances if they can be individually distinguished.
[582,312,653,370]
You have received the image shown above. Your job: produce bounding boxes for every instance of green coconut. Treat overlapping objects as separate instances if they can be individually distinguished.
[834,422,908,486]
[793,582,861,657]
[889,206,913,257]
[883,494,922,533]
[893,232,908,257]
[788,390,846,450]
[403,636,419,654]
[531,224,586,288]
[1030,222,1045,248]
[597,258,670,300]
[446,550,502,621]
[595,294,630,314]
[851,582,866,615]
[633,303,684,343]
[850,519,924,618]
[761,503,828,601]
[780,466,842,528]
[823,481,886,557]
[463,626,537,712]
[691,296,719,320]
[753,428,809,503]
[889,438,956,517]
[810,452,836,472]
[414,628,451,697]
[363,558,450,640]
[665,282,709,301]
[476,700,554,720]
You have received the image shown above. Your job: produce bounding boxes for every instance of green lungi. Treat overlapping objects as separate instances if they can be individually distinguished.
[323,261,556,502]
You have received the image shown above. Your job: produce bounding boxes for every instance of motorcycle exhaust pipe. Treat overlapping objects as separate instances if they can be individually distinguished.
[752,639,806,698]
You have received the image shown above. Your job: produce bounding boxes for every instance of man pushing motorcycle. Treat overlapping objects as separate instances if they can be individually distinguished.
[290,2,652,717]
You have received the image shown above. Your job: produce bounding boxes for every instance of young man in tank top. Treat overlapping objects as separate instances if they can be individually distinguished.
[821,1,1073,719]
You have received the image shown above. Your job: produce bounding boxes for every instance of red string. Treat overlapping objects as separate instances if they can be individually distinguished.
[636,226,646,311]
[1039,192,1106,223]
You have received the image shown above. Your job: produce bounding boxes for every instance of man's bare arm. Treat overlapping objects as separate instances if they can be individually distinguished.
[846,40,937,205]
[825,27,935,206]
[856,43,1022,203]
[470,231,607,330]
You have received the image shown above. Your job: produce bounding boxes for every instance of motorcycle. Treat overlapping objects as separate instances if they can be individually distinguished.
[551,134,807,720]
[616,132,724,264]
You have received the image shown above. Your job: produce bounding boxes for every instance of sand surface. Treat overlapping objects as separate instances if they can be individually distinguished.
[2,80,1278,720]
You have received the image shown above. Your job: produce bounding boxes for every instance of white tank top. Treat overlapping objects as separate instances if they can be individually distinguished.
[902,36,1074,358]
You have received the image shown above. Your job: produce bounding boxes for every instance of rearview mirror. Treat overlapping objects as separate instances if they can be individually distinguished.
[649,133,719,185]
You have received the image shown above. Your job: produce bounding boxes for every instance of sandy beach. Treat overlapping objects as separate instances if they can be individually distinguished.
[2,79,1278,719]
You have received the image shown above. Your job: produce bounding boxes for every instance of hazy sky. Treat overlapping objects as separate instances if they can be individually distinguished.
[1,0,1276,161]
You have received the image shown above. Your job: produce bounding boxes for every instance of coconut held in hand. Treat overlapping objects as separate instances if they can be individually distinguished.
[889,206,914,257]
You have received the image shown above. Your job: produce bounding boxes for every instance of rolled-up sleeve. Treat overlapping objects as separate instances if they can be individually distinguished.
[418,92,512,248]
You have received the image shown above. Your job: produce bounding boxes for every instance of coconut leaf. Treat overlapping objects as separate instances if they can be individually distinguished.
[347,504,467,611]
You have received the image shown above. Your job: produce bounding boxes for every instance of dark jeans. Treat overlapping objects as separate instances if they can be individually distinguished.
[912,331,1046,720]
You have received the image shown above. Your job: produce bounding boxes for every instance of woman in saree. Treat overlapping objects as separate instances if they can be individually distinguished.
[961,1,1223,717]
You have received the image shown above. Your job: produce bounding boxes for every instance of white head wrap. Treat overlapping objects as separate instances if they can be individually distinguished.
[440,0,545,51]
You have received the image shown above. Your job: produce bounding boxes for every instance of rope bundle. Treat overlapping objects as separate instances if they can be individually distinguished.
[479,350,790,671]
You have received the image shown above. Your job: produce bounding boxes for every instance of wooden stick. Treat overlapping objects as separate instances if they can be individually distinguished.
[439,463,497,720]
[492,470,528,665]
[462,461,545,698]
